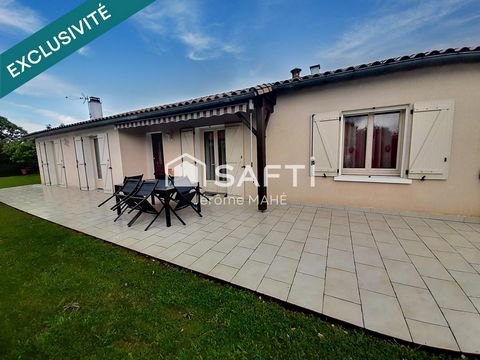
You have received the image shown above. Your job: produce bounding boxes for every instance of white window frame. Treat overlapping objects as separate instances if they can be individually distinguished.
[339,105,409,178]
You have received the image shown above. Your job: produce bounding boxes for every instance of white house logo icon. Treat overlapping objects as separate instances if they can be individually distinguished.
[165,153,206,185]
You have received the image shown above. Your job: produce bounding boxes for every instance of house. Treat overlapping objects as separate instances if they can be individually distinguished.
[29,47,480,217]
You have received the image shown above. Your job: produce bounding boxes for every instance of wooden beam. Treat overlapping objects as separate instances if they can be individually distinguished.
[254,97,268,211]
[237,113,257,137]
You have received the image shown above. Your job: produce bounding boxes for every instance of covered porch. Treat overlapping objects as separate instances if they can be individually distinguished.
[2,184,480,354]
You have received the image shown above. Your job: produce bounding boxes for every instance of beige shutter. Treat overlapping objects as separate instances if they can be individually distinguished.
[53,140,67,187]
[180,129,195,156]
[225,125,244,197]
[312,111,340,176]
[74,136,89,190]
[38,141,51,185]
[97,133,113,193]
[408,100,454,180]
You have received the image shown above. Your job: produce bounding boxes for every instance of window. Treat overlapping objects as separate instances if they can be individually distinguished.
[342,110,403,176]
[93,137,103,180]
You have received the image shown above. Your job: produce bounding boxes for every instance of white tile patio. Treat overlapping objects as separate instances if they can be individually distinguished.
[1,184,480,354]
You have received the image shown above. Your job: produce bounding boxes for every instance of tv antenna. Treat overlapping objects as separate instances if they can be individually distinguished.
[65,93,103,119]
[65,92,89,103]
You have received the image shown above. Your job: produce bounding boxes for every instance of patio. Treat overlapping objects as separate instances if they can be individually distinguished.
[1,185,479,354]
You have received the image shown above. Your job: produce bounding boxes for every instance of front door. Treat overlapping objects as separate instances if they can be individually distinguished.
[151,133,165,179]
[203,129,227,193]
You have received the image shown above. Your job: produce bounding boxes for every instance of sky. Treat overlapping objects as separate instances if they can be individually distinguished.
[0,0,479,133]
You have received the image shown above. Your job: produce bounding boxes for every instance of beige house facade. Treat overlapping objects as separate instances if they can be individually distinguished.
[31,47,480,217]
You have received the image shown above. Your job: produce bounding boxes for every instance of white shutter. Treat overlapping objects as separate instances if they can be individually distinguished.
[74,136,89,190]
[180,129,195,156]
[97,133,113,193]
[225,125,244,196]
[53,140,67,187]
[408,100,454,180]
[39,142,52,185]
[312,111,340,176]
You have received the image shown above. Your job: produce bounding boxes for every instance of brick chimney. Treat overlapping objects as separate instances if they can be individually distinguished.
[290,67,302,79]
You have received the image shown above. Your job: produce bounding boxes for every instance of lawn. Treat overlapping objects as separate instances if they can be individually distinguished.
[0,173,40,188]
[0,181,463,359]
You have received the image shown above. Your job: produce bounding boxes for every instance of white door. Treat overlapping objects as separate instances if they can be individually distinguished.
[225,125,244,196]
[97,133,113,193]
[203,129,227,193]
[53,140,66,187]
[74,136,89,190]
[39,142,52,185]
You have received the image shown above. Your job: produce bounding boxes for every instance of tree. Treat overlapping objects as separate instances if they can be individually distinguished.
[0,116,37,172]
[0,116,27,143]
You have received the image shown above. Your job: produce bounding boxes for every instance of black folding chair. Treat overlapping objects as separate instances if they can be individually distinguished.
[168,176,203,225]
[97,175,143,208]
[115,180,163,231]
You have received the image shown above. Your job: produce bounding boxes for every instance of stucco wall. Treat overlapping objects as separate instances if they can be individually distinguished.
[35,125,123,190]
[266,63,480,216]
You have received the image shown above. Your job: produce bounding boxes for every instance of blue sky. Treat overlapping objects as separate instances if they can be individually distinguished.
[1,0,479,132]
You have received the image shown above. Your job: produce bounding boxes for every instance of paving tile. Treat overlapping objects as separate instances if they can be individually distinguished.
[329,234,352,252]
[441,233,474,248]
[143,244,167,257]
[422,236,455,252]
[229,225,253,239]
[297,252,326,278]
[171,253,198,267]
[356,263,394,296]
[449,271,480,297]
[360,289,411,342]
[308,225,329,239]
[272,221,293,233]
[265,256,298,284]
[349,222,371,234]
[409,255,453,281]
[433,251,476,272]
[238,233,265,249]
[372,229,398,244]
[288,273,324,313]
[330,224,350,236]
[384,259,426,288]
[442,309,480,353]
[190,250,226,274]
[303,237,328,256]
[392,228,420,241]
[351,232,376,248]
[258,278,291,301]
[353,246,383,267]
[231,260,269,290]
[204,227,232,241]
[277,240,304,260]
[159,242,192,261]
[377,242,410,262]
[393,283,447,325]
[221,247,254,269]
[250,243,279,264]
[406,319,459,351]
[470,297,480,313]
[323,295,363,327]
[262,231,287,246]
[209,263,238,282]
[184,239,216,257]
[399,239,433,257]
[212,236,242,253]
[456,247,480,265]
[286,229,309,242]
[325,268,360,304]
[423,277,477,312]
[327,248,355,273]
[411,225,439,237]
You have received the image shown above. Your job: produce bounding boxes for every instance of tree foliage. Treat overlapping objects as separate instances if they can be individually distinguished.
[0,116,37,169]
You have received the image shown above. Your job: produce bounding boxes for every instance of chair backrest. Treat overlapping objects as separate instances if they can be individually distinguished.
[122,178,141,194]
[172,176,196,194]
[134,180,158,198]
[126,174,143,181]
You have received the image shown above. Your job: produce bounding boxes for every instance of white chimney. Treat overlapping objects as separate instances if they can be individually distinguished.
[88,97,103,119]
[310,64,321,75]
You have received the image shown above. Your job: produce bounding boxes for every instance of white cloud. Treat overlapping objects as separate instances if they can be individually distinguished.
[318,0,477,68]
[34,109,82,125]
[0,0,43,34]
[135,0,241,61]
[14,74,80,99]
[77,46,92,56]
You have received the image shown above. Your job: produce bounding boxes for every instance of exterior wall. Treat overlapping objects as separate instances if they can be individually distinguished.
[266,63,480,216]
[35,125,122,190]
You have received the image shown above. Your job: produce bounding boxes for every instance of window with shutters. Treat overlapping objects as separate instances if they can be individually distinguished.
[341,108,406,176]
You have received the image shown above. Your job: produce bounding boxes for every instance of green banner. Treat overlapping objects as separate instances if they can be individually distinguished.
[0,0,155,98]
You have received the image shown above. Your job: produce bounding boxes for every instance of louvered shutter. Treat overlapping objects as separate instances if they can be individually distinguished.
[74,136,89,190]
[97,133,113,193]
[408,100,454,180]
[312,111,340,176]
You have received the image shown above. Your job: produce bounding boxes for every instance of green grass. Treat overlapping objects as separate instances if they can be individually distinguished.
[0,173,40,188]
[0,204,465,359]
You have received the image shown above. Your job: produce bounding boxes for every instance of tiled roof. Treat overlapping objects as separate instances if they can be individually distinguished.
[30,46,480,137]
